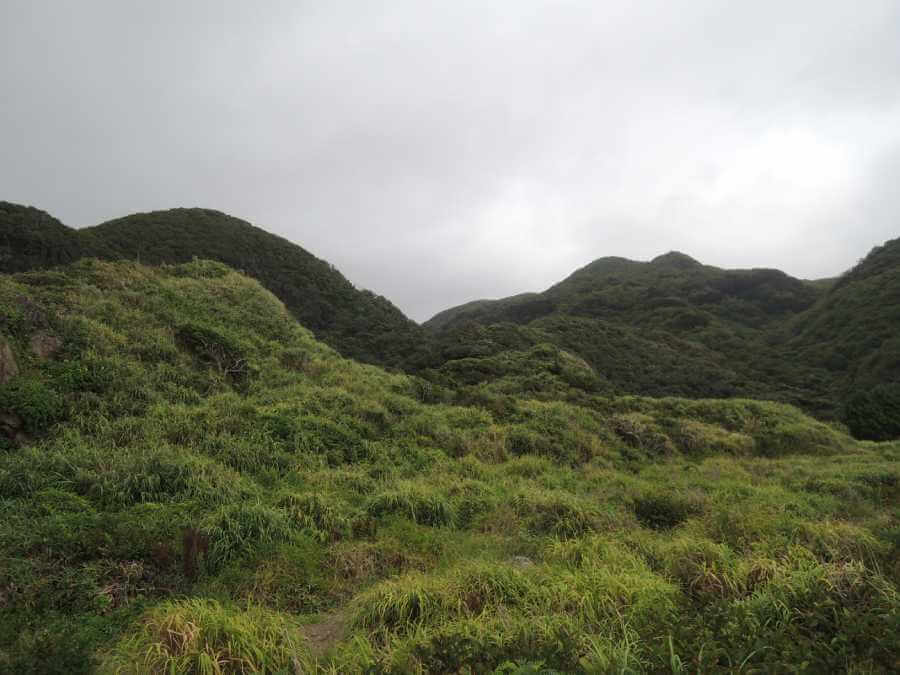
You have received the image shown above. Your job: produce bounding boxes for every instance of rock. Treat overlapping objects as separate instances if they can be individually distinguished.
[1,410,30,447]
[29,331,62,359]
[0,342,18,384]
[507,555,534,569]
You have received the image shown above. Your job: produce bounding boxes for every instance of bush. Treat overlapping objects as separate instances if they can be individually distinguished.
[843,383,900,441]
[513,491,597,538]
[278,492,351,543]
[202,503,297,571]
[367,486,455,527]
[0,376,65,434]
[175,322,250,384]
[98,598,305,674]
[632,491,701,530]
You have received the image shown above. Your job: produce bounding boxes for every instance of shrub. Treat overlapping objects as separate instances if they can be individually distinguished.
[278,492,350,543]
[513,490,597,538]
[367,486,455,527]
[98,598,305,674]
[175,322,250,384]
[632,491,701,530]
[352,573,449,635]
[202,503,297,571]
[843,383,900,441]
[0,376,65,434]
[610,413,674,455]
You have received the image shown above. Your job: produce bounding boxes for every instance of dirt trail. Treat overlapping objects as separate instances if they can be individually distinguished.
[301,611,346,657]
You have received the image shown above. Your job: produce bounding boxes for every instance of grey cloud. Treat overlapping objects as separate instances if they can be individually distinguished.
[2,1,898,320]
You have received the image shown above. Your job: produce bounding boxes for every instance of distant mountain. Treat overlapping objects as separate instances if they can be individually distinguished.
[422,242,900,435]
[0,202,425,367]
[422,251,827,403]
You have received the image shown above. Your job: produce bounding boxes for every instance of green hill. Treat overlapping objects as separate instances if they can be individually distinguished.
[0,203,85,272]
[780,237,900,439]
[422,243,900,435]
[0,259,896,672]
[4,201,899,439]
[0,202,425,369]
[421,252,829,409]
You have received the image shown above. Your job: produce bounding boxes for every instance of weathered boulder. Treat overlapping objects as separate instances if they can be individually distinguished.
[0,341,18,384]
[29,331,62,359]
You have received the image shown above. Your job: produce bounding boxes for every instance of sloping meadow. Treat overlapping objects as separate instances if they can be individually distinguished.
[0,260,897,673]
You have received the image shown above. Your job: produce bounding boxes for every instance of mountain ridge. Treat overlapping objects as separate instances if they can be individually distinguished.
[3,200,898,437]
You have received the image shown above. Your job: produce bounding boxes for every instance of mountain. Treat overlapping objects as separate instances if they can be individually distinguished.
[421,241,900,435]
[0,202,425,368]
[4,200,899,437]
[421,251,832,409]
[0,258,895,672]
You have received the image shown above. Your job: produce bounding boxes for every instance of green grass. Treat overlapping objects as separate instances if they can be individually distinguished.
[0,259,897,672]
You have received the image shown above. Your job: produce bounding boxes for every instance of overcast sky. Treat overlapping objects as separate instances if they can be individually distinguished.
[3,1,899,321]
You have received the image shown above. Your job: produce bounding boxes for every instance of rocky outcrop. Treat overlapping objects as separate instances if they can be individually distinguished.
[29,331,62,359]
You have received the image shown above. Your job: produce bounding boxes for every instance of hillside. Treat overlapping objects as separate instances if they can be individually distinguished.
[422,243,900,434]
[421,252,831,411]
[4,201,899,438]
[0,259,897,672]
[0,202,425,369]
[780,237,900,440]
[0,203,85,272]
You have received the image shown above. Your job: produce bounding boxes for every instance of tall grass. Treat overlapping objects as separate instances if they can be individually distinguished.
[0,260,896,673]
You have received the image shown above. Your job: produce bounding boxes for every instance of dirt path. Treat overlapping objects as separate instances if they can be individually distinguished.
[301,611,346,657]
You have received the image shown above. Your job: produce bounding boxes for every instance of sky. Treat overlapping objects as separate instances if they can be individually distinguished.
[2,1,899,321]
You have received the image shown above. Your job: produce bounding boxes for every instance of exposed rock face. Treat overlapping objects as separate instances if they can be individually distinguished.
[0,341,18,384]
[29,331,62,359]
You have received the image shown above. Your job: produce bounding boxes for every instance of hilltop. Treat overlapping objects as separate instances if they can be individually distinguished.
[0,202,425,368]
[0,258,897,672]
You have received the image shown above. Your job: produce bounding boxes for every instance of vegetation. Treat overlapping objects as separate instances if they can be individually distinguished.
[422,243,900,438]
[1,259,896,672]
[0,202,425,369]
[4,202,900,440]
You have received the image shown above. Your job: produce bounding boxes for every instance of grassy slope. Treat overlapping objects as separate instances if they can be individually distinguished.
[1,260,897,673]
[0,202,426,369]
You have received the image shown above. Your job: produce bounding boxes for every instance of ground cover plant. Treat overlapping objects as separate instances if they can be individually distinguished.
[0,259,897,673]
